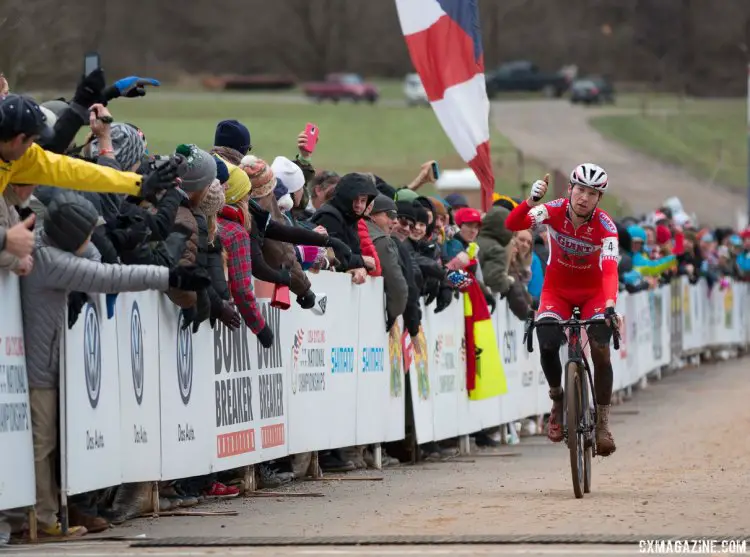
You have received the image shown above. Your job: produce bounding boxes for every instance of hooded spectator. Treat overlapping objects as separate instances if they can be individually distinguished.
[309,172,378,281]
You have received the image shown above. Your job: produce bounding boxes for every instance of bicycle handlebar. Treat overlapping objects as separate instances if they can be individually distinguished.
[523,313,620,353]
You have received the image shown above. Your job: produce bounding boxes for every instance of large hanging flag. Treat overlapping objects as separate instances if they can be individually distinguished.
[394,0,495,211]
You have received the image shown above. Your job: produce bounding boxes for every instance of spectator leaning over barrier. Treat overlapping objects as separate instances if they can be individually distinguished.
[367,194,408,329]
[21,191,209,540]
[308,172,378,284]
[243,155,318,307]
[216,158,274,348]
[0,94,180,217]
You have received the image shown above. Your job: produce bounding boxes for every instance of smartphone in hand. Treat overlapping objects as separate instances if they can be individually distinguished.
[84,52,101,77]
[430,160,440,181]
[304,123,320,154]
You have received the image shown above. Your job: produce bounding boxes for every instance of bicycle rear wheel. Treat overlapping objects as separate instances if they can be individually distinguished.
[565,360,584,499]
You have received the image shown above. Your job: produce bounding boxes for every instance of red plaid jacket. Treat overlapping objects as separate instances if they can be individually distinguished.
[218,217,266,334]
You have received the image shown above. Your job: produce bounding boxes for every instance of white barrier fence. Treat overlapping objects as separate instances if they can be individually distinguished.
[0,273,748,510]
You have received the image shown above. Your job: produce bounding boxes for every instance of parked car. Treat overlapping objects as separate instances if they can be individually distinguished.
[485,60,571,98]
[302,73,379,104]
[404,73,429,106]
[569,76,615,105]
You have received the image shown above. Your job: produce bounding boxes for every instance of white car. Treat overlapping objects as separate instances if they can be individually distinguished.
[404,73,429,106]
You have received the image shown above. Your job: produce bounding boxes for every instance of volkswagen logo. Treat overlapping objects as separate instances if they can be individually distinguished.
[131,302,144,406]
[83,303,101,409]
[176,312,193,406]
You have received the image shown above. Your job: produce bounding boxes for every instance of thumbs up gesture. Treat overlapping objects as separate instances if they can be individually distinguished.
[3,214,36,258]
[528,174,549,207]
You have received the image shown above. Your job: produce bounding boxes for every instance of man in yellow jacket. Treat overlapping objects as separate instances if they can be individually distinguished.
[0,94,180,256]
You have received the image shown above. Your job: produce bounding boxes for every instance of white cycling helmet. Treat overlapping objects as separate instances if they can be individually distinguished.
[569,163,608,193]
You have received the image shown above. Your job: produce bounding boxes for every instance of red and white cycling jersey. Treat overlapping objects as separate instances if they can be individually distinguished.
[505,198,620,315]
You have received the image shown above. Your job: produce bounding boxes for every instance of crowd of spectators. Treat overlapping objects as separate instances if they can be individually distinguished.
[0,69,748,543]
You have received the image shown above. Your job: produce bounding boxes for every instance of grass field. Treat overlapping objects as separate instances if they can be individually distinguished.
[590,98,746,191]
[66,92,553,199]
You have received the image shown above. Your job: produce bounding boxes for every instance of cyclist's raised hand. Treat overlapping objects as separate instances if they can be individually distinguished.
[528,174,549,206]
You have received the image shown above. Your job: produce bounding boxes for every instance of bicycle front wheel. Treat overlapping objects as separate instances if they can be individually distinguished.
[566,360,584,499]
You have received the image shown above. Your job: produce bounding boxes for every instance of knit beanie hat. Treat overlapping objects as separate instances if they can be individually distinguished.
[89,123,146,171]
[44,191,103,253]
[240,155,276,199]
[175,144,217,192]
[214,119,251,156]
[199,179,226,217]
[655,224,672,245]
[396,201,416,221]
[218,155,252,205]
[428,196,448,217]
[413,205,430,226]
[394,188,418,203]
[270,156,305,194]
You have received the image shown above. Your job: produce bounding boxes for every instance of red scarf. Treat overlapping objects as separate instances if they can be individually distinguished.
[220,205,244,227]
[463,260,491,392]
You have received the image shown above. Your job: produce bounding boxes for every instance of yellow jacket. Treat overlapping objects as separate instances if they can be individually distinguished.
[0,143,143,196]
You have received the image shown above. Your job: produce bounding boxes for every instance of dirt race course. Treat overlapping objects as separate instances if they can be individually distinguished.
[9,356,750,556]
[490,100,746,226]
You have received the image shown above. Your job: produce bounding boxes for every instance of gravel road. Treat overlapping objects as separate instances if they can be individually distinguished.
[11,356,750,556]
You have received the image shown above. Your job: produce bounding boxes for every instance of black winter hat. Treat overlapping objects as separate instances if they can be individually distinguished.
[395,201,416,222]
[214,119,251,155]
[44,191,102,252]
[413,204,430,225]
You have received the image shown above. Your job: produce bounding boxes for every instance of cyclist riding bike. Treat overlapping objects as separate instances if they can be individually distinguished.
[505,163,621,456]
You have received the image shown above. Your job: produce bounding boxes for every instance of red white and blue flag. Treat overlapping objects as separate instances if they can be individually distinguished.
[395,0,494,211]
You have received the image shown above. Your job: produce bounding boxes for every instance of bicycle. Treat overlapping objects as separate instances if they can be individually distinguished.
[523,307,620,499]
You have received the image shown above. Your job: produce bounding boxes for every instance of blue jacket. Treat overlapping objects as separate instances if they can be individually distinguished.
[527,252,544,298]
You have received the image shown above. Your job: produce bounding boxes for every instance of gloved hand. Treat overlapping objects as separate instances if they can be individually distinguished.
[73,68,106,108]
[527,174,549,207]
[423,277,440,306]
[484,290,497,314]
[326,237,352,267]
[110,217,151,252]
[218,301,242,330]
[180,307,197,331]
[296,290,316,309]
[139,155,182,199]
[277,265,292,287]
[67,292,89,329]
[169,265,211,291]
[434,287,453,314]
[447,269,473,291]
[104,76,160,101]
[405,319,421,338]
[385,316,396,333]
[256,325,274,349]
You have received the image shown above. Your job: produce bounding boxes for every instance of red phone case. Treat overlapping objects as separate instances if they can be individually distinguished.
[304,123,319,154]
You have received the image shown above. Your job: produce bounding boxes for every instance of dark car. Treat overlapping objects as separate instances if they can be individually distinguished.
[569,76,615,105]
[485,60,571,98]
